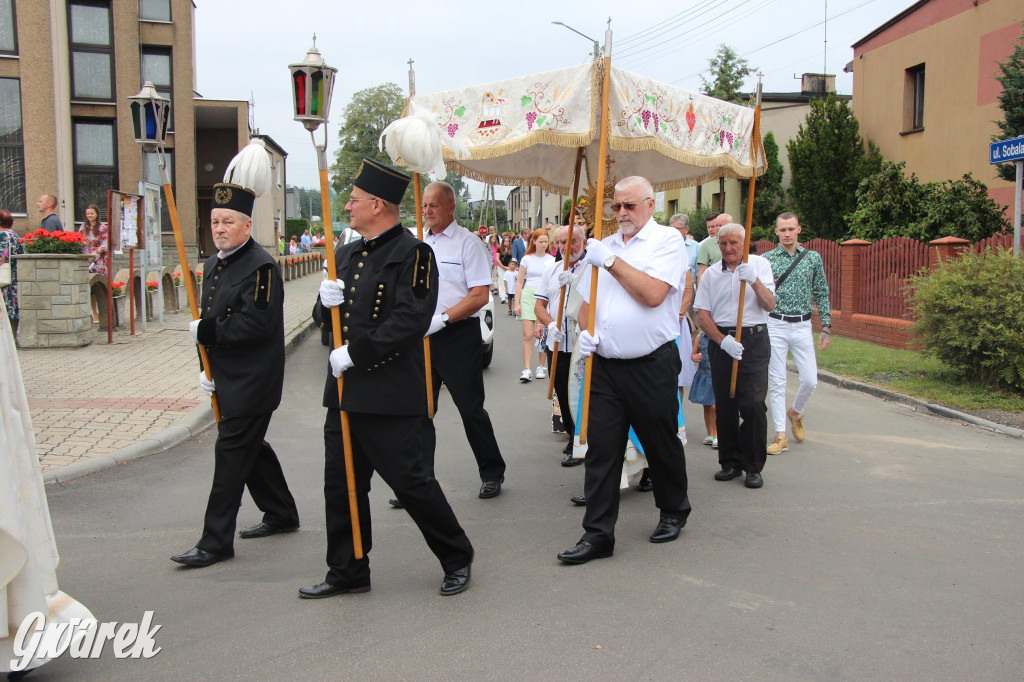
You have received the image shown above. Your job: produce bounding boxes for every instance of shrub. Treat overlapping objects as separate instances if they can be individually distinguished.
[21,228,85,254]
[909,249,1024,392]
[286,218,311,241]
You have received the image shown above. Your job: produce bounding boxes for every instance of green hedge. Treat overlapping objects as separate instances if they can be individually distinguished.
[285,218,310,241]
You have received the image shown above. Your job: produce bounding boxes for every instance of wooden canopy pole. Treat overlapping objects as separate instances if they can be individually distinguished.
[580,29,613,446]
[729,77,763,399]
[159,157,221,422]
[547,147,586,400]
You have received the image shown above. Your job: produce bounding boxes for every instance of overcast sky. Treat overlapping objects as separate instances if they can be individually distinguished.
[195,0,919,200]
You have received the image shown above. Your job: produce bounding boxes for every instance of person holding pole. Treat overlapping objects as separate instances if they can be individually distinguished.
[693,223,776,489]
[556,176,691,565]
[303,159,474,599]
[171,141,300,568]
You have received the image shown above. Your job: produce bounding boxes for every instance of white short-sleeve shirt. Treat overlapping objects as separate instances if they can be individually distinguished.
[423,221,493,318]
[518,253,555,289]
[693,254,775,327]
[576,219,684,359]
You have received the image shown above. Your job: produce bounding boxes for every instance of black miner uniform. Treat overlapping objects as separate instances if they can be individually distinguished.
[193,238,299,556]
[313,225,474,589]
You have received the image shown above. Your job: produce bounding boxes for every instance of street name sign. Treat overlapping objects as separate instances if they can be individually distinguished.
[990,136,1024,164]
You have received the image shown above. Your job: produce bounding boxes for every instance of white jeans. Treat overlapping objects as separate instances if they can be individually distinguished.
[767,318,818,433]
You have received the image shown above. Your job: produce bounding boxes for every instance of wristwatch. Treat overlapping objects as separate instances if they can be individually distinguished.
[603,254,617,270]
[440,311,450,326]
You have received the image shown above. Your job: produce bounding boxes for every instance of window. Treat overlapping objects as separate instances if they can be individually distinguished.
[139,0,170,21]
[905,64,925,132]
[143,149,173,232]
[0,78,25,213]
[68,0,113,101]
[72,119,116,221]
[0,0,17,55]
[141,47,173,129]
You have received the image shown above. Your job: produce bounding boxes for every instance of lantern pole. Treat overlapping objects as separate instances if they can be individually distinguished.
[290,38,363,560]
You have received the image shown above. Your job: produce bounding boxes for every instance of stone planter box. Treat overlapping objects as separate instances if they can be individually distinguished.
[13,253,94,348]
[112,295,127,327]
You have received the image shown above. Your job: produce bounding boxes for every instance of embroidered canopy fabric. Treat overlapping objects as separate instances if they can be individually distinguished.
[403,62,764,193]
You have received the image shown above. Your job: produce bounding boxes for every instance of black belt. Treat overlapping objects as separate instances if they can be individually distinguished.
[769,312,812,323]
[717,324,766,336]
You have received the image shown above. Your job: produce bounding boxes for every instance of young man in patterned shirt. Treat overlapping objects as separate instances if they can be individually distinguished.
[762,212,832,455]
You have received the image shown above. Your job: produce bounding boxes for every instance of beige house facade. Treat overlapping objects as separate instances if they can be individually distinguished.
[506,185,566,234]
[850,0,1022,213]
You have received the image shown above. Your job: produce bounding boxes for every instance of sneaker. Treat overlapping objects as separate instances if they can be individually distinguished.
[519,369,532,382]
[535,366,548,379]
[788,408,805,442]
[766,435,789,455]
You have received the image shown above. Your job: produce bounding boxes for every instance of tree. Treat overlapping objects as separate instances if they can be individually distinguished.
[993,28,1024,183]
[787,94,878,240]
[916,173,1010,242]
[291,186,322,221]
[469,204,509,231]
[740,131,786,231]
[847,161,929,240]
[332,83,422,220]
[700,45,754,104]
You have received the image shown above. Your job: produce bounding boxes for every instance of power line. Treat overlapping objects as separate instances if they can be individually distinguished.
[615,0,723,48]
[617,0,770,62]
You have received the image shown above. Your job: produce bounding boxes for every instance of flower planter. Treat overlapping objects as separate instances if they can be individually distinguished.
[112,295,127,327]
[12,253,93,347]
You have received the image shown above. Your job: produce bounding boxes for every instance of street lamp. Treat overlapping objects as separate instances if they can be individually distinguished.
[288,37,362,559]
[128,81,220,419]
[552,21,600,61]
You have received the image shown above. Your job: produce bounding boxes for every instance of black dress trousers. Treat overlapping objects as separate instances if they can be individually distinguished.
[708,327,771,474]
[324,409,474,588]
[581,342,691,550]
[197,413,299,556]
[549,349,575,439]
[420,319,506,482]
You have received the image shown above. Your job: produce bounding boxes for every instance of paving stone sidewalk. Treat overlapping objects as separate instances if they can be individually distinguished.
[18,273,323,475]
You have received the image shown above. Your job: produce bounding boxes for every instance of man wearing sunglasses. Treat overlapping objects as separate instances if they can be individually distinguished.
[556,176,691,565]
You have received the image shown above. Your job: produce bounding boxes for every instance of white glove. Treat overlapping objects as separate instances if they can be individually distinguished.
[189,319,201,344]
[198,371,216,397]
[583,238,613,269]
[329,346,354,377]
[547,321,565,345]
[425,314,445,337]
[319,278,346,307]
[720,335,744,360]
[578,329,599,357]
[735,263,756,284]
[557,269,575,288]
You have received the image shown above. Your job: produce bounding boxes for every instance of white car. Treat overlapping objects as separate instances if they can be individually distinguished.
[321,227,495,369]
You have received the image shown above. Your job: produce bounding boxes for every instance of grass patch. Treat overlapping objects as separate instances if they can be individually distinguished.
[817,336,1024,413]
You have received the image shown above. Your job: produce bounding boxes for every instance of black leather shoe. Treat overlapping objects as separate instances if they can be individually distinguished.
[562,440,573,455]
[637,469,653,492]
[557,541,613,564]
[570,494,587,506]
[561,452,583,467]
[239,521,299,539]
[649,517,684,543]
[170,547,232,567]
[388,498,404,509]
[298,581,371,599]
[745,471,764,488]
[440,564,471,596]
[714,467,743,481]
[479,477,504,499]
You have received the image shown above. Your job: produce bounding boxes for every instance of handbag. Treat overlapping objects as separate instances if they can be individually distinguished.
[0,262,10,288]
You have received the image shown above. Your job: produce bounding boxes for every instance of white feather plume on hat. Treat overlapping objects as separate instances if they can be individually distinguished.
[379,102,469,177]
[223,138,273,198]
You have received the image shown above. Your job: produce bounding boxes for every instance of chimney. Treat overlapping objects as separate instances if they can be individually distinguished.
[801,73,836,95]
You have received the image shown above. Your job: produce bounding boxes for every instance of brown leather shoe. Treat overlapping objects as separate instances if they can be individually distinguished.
[788,408,805,442]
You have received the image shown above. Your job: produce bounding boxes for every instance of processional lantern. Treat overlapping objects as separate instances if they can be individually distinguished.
[288,37,338,133]
[128,81,170,148]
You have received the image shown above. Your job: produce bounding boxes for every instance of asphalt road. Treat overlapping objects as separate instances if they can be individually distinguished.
[31,308,1024,680]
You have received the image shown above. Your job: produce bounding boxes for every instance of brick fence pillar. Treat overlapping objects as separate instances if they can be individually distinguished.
[839,239,871,315]
[928,236,970,271]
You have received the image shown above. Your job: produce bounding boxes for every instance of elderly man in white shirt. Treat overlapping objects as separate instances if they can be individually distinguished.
[416,181,506,501]
[693,223,776,489]
[556,176,692,565]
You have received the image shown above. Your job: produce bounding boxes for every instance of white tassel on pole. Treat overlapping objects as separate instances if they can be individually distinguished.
[379,102,469,177]
[224,138,273,198]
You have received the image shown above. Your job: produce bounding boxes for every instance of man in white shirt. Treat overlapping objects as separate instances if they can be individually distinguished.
[417,181,506,501]
[556,176,692,565]
[693,223,776,489]
[669,213,700,283]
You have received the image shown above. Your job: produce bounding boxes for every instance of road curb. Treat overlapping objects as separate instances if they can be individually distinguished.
[44,318,317,486]
[808,365,1024,439]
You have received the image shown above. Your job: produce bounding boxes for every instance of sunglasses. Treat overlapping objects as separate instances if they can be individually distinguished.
[610,199,651,212]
